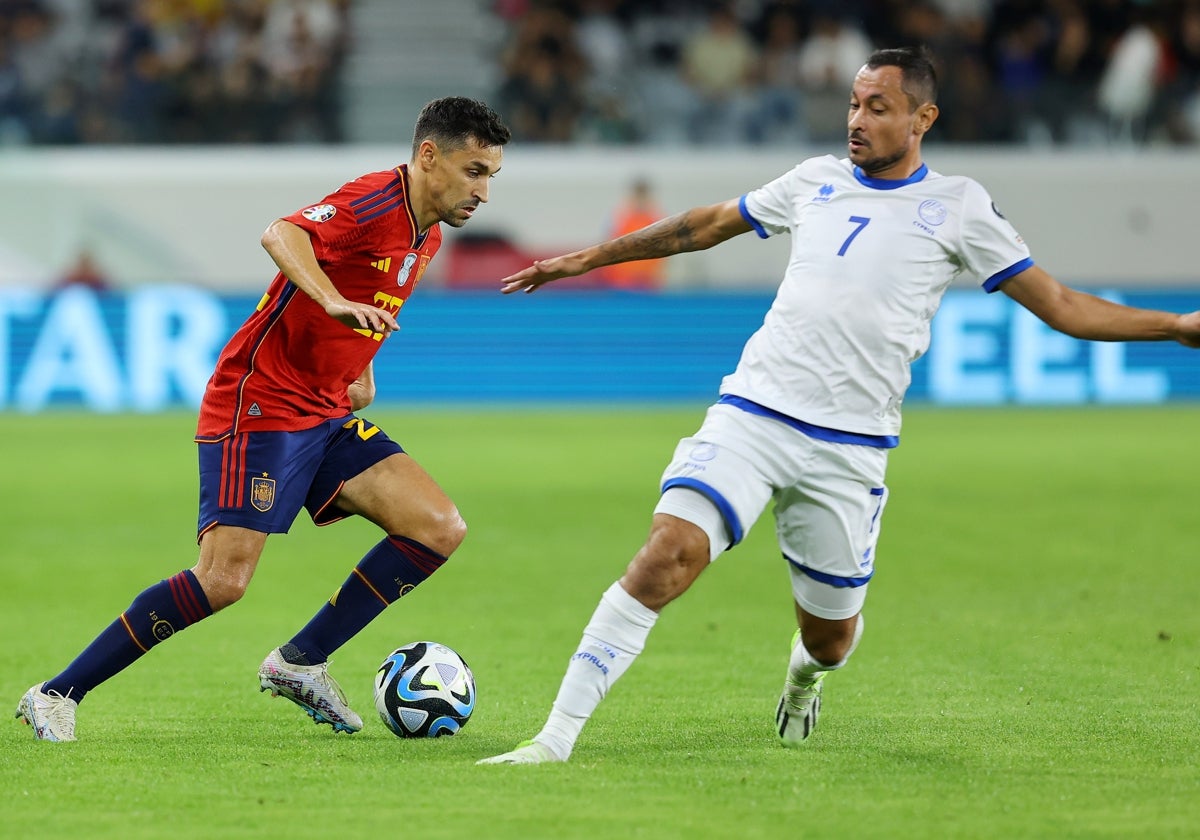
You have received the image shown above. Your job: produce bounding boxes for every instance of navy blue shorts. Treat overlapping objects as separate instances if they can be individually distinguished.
[197,415,404,538]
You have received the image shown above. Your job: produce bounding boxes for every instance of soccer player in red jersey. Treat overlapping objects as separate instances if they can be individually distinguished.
[16,97,511,741]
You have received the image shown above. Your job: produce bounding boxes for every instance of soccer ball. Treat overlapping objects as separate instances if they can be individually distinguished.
[373,641,475,738]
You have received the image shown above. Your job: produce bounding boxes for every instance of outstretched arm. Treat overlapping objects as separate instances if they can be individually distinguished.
[262,219,399,335]
[1001,265,1200,347]
[501,198,753,294]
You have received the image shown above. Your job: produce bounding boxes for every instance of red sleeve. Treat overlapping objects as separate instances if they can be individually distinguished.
[281,169,400,261]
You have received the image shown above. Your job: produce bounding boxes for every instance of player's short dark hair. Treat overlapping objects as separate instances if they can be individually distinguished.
[412,97,511,155]
[865,47,938,110]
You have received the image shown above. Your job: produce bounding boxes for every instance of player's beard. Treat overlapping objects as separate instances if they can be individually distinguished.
[441,201,478,228]
[853,141,909,176]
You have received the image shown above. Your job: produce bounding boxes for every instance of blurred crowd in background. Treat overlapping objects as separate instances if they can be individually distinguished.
[0,0,350,144]
[3,0,1200,147]
[495,0,1200,146]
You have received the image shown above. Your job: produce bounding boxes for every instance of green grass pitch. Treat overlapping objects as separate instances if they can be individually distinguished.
[2,406,1198,839]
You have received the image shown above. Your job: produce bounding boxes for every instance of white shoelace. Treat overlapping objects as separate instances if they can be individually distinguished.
[40,691,77,739]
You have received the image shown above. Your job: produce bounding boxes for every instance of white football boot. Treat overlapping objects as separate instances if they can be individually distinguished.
[16,683,78,742]
[776,630,826,746]
[476,739,564,765]
[258,647,362,733]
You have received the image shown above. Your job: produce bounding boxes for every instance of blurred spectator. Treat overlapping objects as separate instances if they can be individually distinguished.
[261,0,348,142]
[797,8,874,91]
[629,39,692,145]
[495,3,586,142]
[599,178,667,290]
[1170,0,1200,141]
[680,3,757,144]
[497,43,584,142]
[31,78,80,142]
[574,0,639,142]
[1034,0,1105,144]
[796,9,873,143]
[0,33,30,143]
[748,5,807,145]
[1097,4,1171,145]
[990,10,1052,142]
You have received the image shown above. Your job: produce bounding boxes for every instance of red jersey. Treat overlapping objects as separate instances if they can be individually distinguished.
[197,166,440,440]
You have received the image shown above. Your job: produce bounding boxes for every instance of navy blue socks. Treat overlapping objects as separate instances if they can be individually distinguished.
[285,535,447,665]
[44,569,213,702]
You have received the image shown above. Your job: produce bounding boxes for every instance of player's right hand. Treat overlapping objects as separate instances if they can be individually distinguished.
[326,299,399,334]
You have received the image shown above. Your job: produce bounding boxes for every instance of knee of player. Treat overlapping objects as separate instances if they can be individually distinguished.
[194,569,251,612]
[647,516,711,570]
[626,519,709,600]
[420,505,467,557]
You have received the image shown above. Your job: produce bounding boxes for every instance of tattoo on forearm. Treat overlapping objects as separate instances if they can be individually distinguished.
[598,214,697,264]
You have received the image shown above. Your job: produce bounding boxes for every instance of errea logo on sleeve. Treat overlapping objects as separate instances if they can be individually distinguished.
[302,204,337,223]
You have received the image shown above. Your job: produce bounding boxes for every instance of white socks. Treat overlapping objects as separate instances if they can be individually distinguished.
[789,613,864,682]
[535,581,658,760]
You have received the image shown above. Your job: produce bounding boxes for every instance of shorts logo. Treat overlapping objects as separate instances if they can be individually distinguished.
[689,443,718,461]
[302,204,337,222]
[251,475,276,512]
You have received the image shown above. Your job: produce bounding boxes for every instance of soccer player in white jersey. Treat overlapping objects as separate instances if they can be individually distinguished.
[478,47,1200,765]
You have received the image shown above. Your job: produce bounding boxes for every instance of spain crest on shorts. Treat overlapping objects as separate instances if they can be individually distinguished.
[251,475,276,512]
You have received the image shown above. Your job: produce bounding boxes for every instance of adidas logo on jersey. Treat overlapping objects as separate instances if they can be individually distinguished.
[370,257,391,273]
[247,403,262,416]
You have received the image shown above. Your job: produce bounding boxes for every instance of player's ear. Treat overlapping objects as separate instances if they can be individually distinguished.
[914,102,939,136]
[416,139,438,171]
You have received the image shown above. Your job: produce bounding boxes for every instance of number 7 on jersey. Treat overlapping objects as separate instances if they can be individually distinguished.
[837,216,871,256]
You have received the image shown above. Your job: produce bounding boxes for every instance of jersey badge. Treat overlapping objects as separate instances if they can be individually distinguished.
[397,253,419,286]
[917,199,947,226]
[251,475,276,512]
[302,204,337,223]
[413,255,431,285]
[812,184,835,203]
[247,402,262,416]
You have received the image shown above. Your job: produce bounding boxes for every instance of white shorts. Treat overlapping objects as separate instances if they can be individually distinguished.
[654,402,889,620]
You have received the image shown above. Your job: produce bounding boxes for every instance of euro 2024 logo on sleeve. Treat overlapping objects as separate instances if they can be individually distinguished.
[302,204,337,223]
[397,253,418,286]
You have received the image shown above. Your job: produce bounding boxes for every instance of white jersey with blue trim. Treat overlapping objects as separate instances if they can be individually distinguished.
[725,154,1033,439]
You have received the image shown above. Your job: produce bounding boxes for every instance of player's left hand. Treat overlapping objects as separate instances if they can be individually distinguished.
[500,254,589,294]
